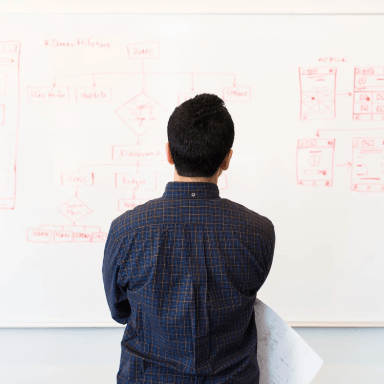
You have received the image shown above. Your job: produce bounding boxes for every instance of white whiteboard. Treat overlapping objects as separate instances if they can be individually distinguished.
[1,13,384,327]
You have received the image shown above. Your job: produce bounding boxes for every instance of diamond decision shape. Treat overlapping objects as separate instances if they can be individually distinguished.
[115,92,167,136]
[58,196,92,223]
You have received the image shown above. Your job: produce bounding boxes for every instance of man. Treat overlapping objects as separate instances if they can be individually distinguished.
[103,93,275,383]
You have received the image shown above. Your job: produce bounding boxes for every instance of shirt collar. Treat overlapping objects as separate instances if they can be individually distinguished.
[162,182,220,199]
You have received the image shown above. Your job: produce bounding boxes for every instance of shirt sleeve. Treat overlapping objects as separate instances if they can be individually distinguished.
[102,220,131,325]
[262,224,276,283]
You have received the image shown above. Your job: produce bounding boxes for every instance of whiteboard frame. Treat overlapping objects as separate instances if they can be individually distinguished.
[1,8,384,329]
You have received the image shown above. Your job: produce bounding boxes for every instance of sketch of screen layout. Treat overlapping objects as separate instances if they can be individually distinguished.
[0,41,20,209]
[353,68,384,121]
[351,138,384,192]
[299,68,337,120]
[296,138,335,186]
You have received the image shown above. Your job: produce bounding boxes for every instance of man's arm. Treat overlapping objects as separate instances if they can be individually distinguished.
[102,220,131,324]
[261,224,276,283]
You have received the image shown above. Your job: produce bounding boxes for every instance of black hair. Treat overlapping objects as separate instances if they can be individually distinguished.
[167,93,234,178]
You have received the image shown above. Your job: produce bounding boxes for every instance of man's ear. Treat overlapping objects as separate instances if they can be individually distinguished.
[165,143,174,165]
[220,149,233,171]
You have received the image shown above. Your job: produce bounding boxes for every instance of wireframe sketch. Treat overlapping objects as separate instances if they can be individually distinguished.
[353,68,384,121]
[0,41,20,209]
[351,137,384,192]
[254,299,323,384]
[296,138,335,186]
[299,68,337,120]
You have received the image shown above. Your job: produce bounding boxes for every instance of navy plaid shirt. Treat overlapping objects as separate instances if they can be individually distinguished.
[103,182,275,383]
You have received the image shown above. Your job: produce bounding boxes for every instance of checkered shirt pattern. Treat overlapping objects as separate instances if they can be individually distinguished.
[103,181,275,383]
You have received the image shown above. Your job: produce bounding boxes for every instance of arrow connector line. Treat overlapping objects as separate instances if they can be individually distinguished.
[336,92,352,97]
[336,162,352,169]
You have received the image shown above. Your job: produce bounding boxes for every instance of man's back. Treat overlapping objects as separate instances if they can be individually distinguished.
[103,181,275,383]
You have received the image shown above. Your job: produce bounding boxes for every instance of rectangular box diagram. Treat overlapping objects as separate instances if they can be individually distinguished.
[27,86,70,102]
[61,173,94,187]
[299,68,337,120]
[223,86,251,102]
[75,87,112,102]
[351,138,384,192]
[118,199,148,211]
[296,138,335,186]
[0,41,20,209]
[115,172,157,190]
[127,42,160,59]
[353,68,384,121]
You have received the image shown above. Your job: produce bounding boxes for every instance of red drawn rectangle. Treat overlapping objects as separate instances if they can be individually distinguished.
[112,145,163,161]
[127,42,160,59]
[27,86,70,102]
[92,232,107,243]
[74,232,92,243]
[118,199,148,211]
[115,172,157,190]
[61,173,94,186]
[351,137,384,192]
[296,138,335,186]
[27,228,52,243]
[223,87,251,102]
[353,68,384,120]
[299,68,336,121]
[75,87,112,102]
[53,230,73,243]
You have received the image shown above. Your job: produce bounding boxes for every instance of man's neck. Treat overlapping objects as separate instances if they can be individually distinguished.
[173,169,219,185]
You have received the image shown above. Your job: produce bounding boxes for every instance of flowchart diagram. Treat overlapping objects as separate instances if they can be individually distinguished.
[297,67,384,192]
[25,42,241,243]
[7,40,384,247]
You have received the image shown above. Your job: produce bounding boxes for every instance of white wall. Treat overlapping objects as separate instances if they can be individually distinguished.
[1,327,384,383]
[0,0,384,13]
